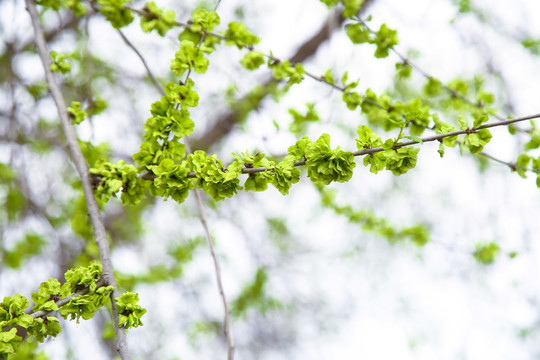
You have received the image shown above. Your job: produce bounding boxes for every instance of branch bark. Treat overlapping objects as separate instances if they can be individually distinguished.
[25,1,130,359]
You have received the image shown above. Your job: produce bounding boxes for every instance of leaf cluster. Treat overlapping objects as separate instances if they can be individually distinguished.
[346,22,399,58]
[114,292,146,329]
[0,262,140,358]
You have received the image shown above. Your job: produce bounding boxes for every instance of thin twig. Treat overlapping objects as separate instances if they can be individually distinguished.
[117,29,163,93]
[122,2,235,357]
[353,16,509,121]
[25,1,130,358]
[182,0,235,356]
[192,183,235,359]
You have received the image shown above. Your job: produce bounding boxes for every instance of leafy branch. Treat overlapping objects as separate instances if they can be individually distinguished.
[116,3,235,358]
[25,0,130,358]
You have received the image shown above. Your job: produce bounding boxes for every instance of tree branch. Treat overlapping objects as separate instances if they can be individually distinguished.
[353,16,512,122]
[138,112,540,180]
[119,4,236,357]
[181,1,235,355]
[25,1,130,359]
[116,29,163,93]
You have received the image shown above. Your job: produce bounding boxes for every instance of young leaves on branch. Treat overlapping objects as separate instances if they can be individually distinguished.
[346,22,399,58]
[305,134,356,185]
[49,51,71,74]
[115,292,147,329]
[140,1,176,36]
[0,262,146,358]
[97,0,134,29]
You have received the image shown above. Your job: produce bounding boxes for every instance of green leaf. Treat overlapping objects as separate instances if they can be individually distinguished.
[472,111,489,127]
[342,0,365,17]
[0,294,33,330]
[382,138,395,150]
[97,0,134,29]
[433,117,458,146]
[147,158,193,204]
[473,242,500,265]
[373,23,398,58]
[323,69,334,84]
[286,136,312,162]
[269,60,305,86]
[395,61,412,78]
[232,151,275,192]
[3,233,46,269]
[240,51,265,70]
[305,134,356,185]
[457,115,469,130]
[49,51,71,74]
[224,21,260,48]
[67,101,87,125]
[0,328,22,357]
[516,154,530,178]
[190,8,220,32]
[438,142,445,158]
[31,279,62,312]
[466,129,492,154]
[383,146,420,176]
[404,135,423,144]
[356,125,383,150]
[90,160,146,206]
[342,90,363,111]
[27,316,62,343]
[319,0,339,6]
[423,77,442,97]
[271,158,301,195]
[345,23,371,44]
[35,0,62,10]
[288,103,319,135]
[231,267,281,318]
[521,37,540,56]
[524,130,540,150]
[115,292,147,329]
[188,150,242,201]
[170,40,209,76]
[140,1,177,36]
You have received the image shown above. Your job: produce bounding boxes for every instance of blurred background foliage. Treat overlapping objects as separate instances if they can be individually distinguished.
[1,0,540,359]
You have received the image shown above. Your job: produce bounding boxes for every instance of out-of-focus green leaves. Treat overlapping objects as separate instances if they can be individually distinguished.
[97,0,134,29]
[472,242,500,265]
[521,37,540,56]
[2,234,46,269]
[140,1,176,36]
[346,22,398,58]
[67,101,87,125]
[49,51,71,74]
[321,189,430,246]
[240,51,265,70]
[288,103,319,135]
[0,163,27,224]
[232,267,282,318]
[224,21,260,48]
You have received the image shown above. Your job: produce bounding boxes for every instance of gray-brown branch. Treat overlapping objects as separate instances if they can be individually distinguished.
[25,1,130,358]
